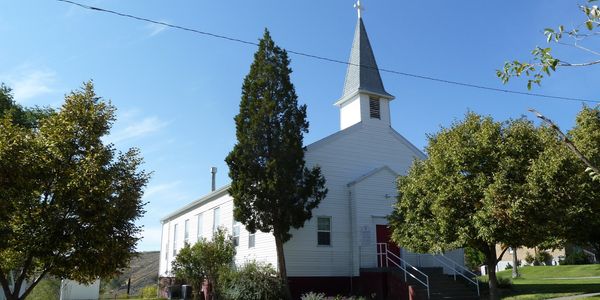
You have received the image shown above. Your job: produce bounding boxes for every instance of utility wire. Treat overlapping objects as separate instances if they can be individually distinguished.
[57,0,600,104]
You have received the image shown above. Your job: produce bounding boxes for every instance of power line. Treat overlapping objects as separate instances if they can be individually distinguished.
[57,0,600,104]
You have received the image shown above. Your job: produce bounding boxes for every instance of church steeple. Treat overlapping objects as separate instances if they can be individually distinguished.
[335,3,395,130]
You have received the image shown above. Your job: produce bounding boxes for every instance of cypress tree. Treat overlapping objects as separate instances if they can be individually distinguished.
[225,29,327,299]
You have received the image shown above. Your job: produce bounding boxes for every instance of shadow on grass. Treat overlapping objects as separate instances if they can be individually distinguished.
[504,283,600,296]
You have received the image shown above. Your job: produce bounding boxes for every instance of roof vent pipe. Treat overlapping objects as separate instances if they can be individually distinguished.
[210,167,217,191]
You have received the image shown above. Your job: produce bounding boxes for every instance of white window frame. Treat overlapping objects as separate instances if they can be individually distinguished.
[184,219,190,244]
[197,213,204,241]
[232,221,241,247]
[317,216,332,246]
[173,223,178,256]
[248,232,256,248]
[213,207,221,233]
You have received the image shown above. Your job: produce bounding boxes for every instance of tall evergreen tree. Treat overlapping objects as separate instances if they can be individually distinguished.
[226,29,327,299]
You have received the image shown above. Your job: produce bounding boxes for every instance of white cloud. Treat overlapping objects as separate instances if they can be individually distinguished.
[107,116,169,144]
[146,22,168,37]
[144,181,182,199]
[3,68,58,102]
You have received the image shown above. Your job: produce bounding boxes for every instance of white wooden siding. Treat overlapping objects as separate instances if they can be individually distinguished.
[158,193,277,277]
[159,120,464,279]
[284,122,424,277]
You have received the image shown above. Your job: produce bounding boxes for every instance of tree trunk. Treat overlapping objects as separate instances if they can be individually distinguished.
[274,233,291,300]
[486,245,499,300]
[511,247,519,278]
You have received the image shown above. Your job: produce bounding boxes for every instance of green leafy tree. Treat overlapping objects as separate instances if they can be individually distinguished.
[389,112,560,299]
[171,228,235,300]
[527,107,600,260]
[498,1,600,89]
[225,29,327,299]
[0,82,148,300]
[0,83,53,128]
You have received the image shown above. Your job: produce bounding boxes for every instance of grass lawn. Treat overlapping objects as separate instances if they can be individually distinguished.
[485,264,600,299]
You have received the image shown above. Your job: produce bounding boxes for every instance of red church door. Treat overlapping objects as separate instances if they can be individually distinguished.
[376,225,401,267]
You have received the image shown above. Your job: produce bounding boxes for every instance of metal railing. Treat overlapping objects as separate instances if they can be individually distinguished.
[430,253,480,296]
[376,243,430,299]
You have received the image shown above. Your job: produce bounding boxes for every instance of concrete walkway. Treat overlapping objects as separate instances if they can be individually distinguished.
[548,292,600,299]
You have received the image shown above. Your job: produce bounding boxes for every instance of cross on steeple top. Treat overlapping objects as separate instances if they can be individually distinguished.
[354,0,364,19]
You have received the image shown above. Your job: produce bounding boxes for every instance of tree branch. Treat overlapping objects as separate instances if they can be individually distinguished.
[496,246,509,264]
[0,268,14,300]
[558,59,600,67]
[12,255,33,298]
[18,267,52,300]
[529,109,600,175]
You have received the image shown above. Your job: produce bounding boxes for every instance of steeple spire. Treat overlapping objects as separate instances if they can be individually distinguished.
[335,8,395,130]
[336,11,394,107]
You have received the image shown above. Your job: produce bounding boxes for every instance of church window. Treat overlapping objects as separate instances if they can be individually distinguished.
[184,219,189,244]
[248,233,255,248]
[369,97,380,119]
[197,213,204,240]
[212,207,221,233]
[317,217,331,246]
[232,221,240,247]
[173,224,178,256]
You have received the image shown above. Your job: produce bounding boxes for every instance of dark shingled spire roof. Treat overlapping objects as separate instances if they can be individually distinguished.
[340,17,393,102]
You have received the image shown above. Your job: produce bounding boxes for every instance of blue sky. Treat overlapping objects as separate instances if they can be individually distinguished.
[1,1,598,251]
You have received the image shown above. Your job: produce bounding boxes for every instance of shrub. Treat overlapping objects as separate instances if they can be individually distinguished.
[504,263,512,270]
[497,277,512,289]
[561,250,591,265]
[301,292,326,300]
[141,284,158,299]
[220,261,283,300]
[524,252,535,265]
[535,251,552,265]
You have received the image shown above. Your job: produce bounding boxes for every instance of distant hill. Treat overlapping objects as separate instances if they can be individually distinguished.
[101,251,160,297]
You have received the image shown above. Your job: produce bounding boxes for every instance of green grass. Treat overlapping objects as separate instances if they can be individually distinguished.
[482,265,600,299]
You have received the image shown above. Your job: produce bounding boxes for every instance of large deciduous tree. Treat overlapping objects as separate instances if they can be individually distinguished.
[171,228,235,300]
[0,82,148,300]
[225,29,327,299]
[389,112,561,300]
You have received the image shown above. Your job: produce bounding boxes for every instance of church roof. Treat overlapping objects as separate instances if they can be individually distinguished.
[337,17,394,105]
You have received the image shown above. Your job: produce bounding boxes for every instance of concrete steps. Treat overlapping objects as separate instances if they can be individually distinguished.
[399,267,482,300]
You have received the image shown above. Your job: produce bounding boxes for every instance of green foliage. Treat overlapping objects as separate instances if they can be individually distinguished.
[0,83,53,128]
[497,1,600,89]
[0,81,149,300]
[301,292,326,300]
[225,29,327,297]
[535,251,553,265]
[464,247,486,269]
[561,250,592,265]
[524,252,535,265]
[497,277,513,289]
[171,228,235,299]
[141,284,158,299]
[27,277,60,300]
[219,261,283,300]
[389,112,570,298]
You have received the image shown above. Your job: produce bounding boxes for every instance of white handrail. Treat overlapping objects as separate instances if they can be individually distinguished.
[431,254,480,296]
[377,243,430,299]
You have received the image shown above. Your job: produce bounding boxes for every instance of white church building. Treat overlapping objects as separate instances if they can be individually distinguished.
[159,9,465,299]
